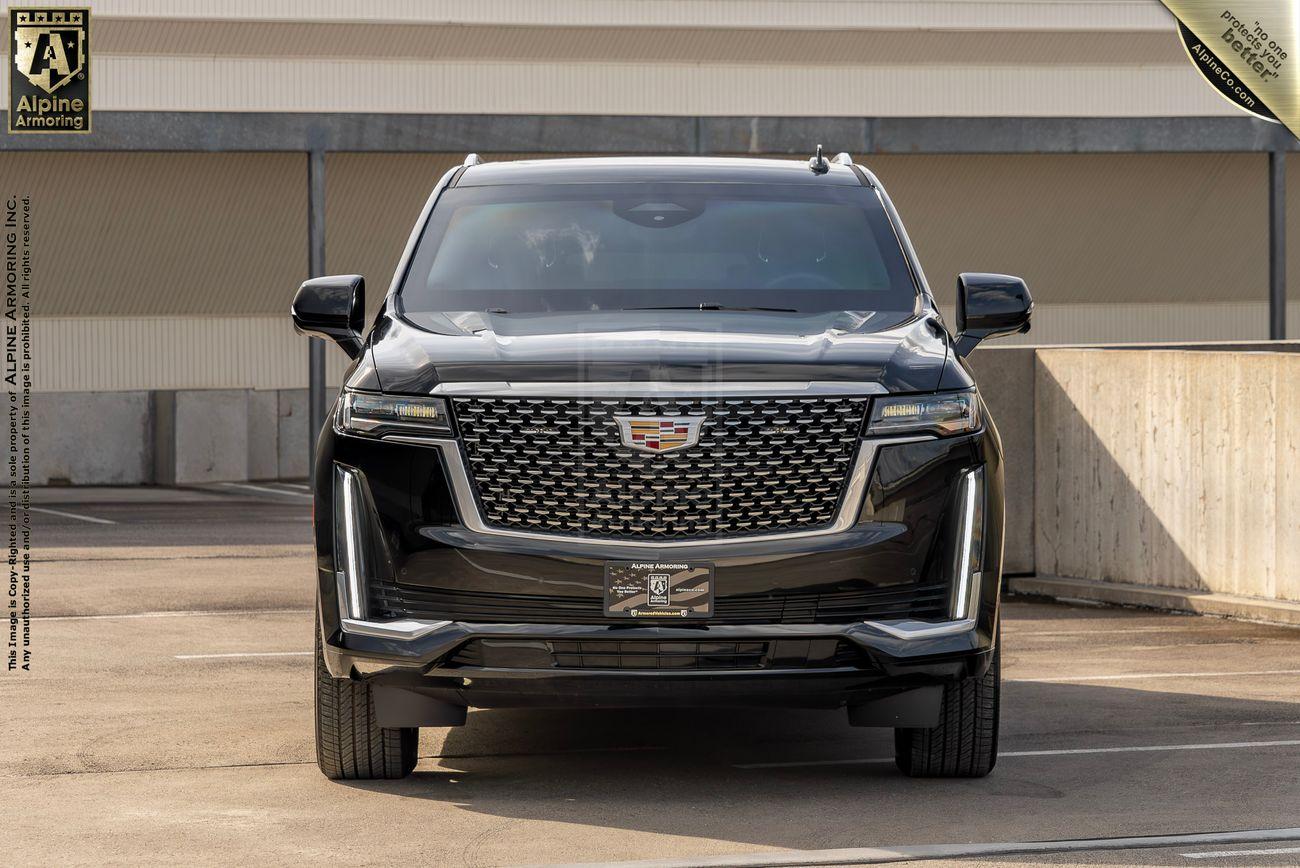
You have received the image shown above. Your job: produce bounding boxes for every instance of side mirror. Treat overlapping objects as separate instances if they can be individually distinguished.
[292,274,365,359]
[953,272,1033,357]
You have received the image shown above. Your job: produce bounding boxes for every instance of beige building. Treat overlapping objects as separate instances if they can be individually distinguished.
[1,0,1295,482]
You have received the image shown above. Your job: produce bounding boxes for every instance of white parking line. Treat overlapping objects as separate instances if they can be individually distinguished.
[30,506,117,525]
[1183,845,1300,859]
[1116,641,1290,652]
[216,482,312,498]
[537,827,1300,868]
[1003,739,1300,757]
[1010,669,1300,683]
[37,608,310,622]
[1005,626,1191,637]
[174,651,313,660]
[733,738,1300,769]
[277,482,311,490]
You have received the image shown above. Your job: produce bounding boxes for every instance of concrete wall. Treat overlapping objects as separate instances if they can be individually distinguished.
[35,388,310,486]
[1034,348,1300,604]
[967,347,1035,575]
[32,391,153,485]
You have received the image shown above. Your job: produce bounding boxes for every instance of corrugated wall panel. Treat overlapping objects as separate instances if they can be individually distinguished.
[1285,152,1300,302]
[15,151,1277,318]
[2,57,1227,117]
[943,302,1293,346]
[81,1,1175,31]
[92,21,1185,65]
[36,317,348,392]
[13,152,1274,320]
[33,305,1298,392]
[18,151,1295,392]
[869,153,1271,307]
[0,153,307,316]
[325,152,1279,320]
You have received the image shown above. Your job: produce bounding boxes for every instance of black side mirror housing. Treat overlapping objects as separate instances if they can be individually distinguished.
[292,274,365,359]
[953,272,1033,357]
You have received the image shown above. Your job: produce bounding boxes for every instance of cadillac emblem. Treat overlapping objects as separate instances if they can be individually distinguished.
[616,416,704,455]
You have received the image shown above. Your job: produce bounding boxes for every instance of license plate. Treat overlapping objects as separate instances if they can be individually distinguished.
[604,561,714,619]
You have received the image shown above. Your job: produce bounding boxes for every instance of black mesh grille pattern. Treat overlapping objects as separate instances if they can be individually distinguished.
[445,638,872,671]
[369,580,950,626]
[452,396,868,540]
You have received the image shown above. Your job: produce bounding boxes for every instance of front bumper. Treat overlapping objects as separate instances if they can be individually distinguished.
[321,609,995,709]
[313,407,1006,710]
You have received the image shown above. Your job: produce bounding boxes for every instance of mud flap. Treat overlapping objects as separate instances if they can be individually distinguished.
[847,686,943,727]
[373,686,469,727]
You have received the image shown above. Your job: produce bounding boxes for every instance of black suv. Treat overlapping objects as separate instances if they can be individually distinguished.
[292,152,1032,781]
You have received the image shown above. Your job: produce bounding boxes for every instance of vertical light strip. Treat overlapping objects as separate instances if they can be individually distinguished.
[952,466,984,621]
[335,465,366,621]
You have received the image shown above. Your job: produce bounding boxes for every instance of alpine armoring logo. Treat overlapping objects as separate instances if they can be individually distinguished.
[1179,21,1279,122]
[8,7,91,134]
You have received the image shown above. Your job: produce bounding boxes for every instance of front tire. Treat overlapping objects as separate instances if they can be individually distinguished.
[314,615,418,780]
[894,636,999,778]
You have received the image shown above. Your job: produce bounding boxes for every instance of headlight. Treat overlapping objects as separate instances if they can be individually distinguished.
[337,389,451,437]
[866,390,979,437]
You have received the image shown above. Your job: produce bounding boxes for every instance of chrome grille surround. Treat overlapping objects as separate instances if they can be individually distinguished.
[452,396,869,540]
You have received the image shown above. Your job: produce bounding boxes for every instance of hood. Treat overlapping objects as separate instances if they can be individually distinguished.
[365,308,951,394]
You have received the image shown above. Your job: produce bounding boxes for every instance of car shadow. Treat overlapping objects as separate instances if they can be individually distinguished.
[337,680,1300,854]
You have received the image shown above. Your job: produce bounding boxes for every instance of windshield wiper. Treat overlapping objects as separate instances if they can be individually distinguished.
[624,303,798,313]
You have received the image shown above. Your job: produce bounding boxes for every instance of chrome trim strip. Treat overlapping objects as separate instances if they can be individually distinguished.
[383,433,931,550]
[865,616,977,640]
[962,570,983,627]
[340,617,452,640]
[426,381,889,397]
[335,614,974,641]
[334,570,352,622]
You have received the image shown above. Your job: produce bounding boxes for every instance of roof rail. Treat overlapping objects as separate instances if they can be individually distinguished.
[462,153,483,167]
[833,152,854,166]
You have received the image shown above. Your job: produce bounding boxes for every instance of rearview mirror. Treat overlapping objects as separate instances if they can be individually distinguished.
[291,274,365,359]
[953,273,1033,357]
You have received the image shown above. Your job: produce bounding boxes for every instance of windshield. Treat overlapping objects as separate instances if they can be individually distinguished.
[396,182,918,315]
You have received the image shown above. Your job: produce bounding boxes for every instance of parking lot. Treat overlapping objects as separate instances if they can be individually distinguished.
[8,486,1300,866]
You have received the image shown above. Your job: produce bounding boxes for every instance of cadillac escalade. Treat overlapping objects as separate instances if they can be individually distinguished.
[291,150,1033,780]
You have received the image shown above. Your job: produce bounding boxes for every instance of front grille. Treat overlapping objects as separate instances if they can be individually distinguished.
[445,638,871,671]
[370,580,950,626]
[452,396,868,540]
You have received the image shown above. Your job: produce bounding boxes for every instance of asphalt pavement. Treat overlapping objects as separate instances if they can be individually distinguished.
[6,485,1300,867]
